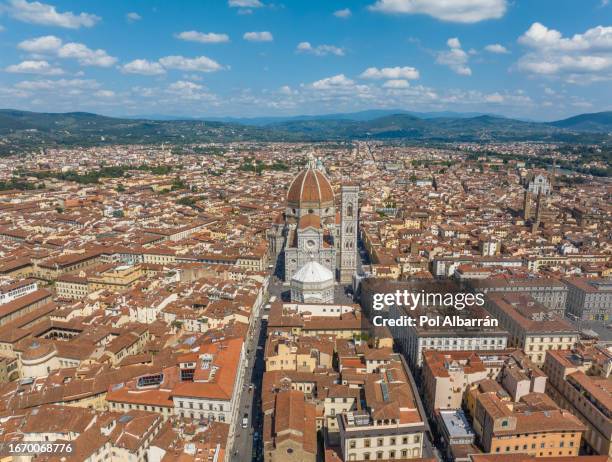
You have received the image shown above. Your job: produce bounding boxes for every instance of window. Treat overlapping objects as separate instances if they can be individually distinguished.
[377,438,383,447]
[349,441,356,449]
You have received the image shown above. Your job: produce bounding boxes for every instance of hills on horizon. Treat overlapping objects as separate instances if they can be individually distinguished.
[121,109,503,125]
[0,108,610,155]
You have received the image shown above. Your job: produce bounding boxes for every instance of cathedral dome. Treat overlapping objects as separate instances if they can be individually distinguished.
[291,261,334,284]
[287,167,334,210]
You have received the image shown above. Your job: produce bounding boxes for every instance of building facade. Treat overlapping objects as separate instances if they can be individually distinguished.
[270,155,359,286]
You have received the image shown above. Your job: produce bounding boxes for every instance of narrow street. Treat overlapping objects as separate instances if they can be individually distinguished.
[230,302,267,461]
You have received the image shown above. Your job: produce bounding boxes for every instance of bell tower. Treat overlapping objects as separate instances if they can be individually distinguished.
[339,184,359,283]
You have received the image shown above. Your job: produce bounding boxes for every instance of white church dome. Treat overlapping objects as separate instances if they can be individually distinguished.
[291,261,334,284]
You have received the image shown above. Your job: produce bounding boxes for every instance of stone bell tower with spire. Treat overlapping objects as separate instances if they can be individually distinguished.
[339,184,359,284]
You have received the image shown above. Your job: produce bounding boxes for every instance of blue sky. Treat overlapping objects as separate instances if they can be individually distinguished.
[0,0,610,120]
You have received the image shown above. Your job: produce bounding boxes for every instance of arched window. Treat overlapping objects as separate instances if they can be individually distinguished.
[347,203,353,217]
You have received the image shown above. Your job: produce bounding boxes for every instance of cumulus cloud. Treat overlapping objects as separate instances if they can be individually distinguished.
[228,0,262,7]
[368,0,506,23]
[436,37,472,75]
[334,8,351,18]
[126,12,141,22]
[121,55,225,75]
[5,60,63,75]
[166,80,217,101]
[360,66,420,80]
[517,22,612,81]
[310,74,355,90]
[14,78,100,91]
[296,42,344,56]
[279,85,295,95]
[485,92,505,103]
[17,35,116,67]
[57,42,116,67]
[6,0,99,28]
[122,59,166,75]
[18,35,62,53]
[485,43,509,54]
[382,79,411,88]
[158,55,224,73]
[243,31,273,42]
[176,31,230,44]
[95,90,115,98]
[441,89,532,107]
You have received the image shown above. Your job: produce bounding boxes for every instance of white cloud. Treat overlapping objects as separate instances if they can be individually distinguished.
[95,90,115,98]
[176,31,230,44]
[228,0,262,7]
[121,55,225,75]
[168,81,203,92]
[360,66,420,80]
[311,74,355,90]
[517,23,612,81]
[14,78,100,91]
[368,0,506,23]
[5,60,63,75]
[382,79,410,88]
[485,92,504,103]
[447,37,461,49]
[279,85,295,95]
[0,25,5,31]
[159,55,224,73]
[122,59,166,75]
[519,22,612,51]
[6,0,99,28]
[334,8,351,18]
[17,35,116,67]
[126,12,141,22]
[243,31,273,42]
[296,41,344,56]
[485,43,509,54]
[18,35,62,53]
[166,80,217,101]
[436,37,472,75]
[57,42,116,67]
[441,89,532,106]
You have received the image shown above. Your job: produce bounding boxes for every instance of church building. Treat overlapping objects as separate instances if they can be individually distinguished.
[268,155,359,303]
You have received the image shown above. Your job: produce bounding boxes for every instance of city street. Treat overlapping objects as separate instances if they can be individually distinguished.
[230,307,267,461]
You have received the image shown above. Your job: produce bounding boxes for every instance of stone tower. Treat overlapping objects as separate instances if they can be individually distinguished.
[531,190,544,234]
[523,190,532,220]
[339,184,359,284]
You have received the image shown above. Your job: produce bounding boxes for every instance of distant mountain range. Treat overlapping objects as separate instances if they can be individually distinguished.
[124,109,500,125]
[0,108,610,155]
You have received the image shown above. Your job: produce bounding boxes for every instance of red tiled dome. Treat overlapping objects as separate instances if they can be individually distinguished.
[287,168,334,208]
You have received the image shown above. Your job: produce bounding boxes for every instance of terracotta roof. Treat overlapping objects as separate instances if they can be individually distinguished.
[287,168,334,208]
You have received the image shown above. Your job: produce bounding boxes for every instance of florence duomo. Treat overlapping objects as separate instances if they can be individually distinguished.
[268,154,359,303]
